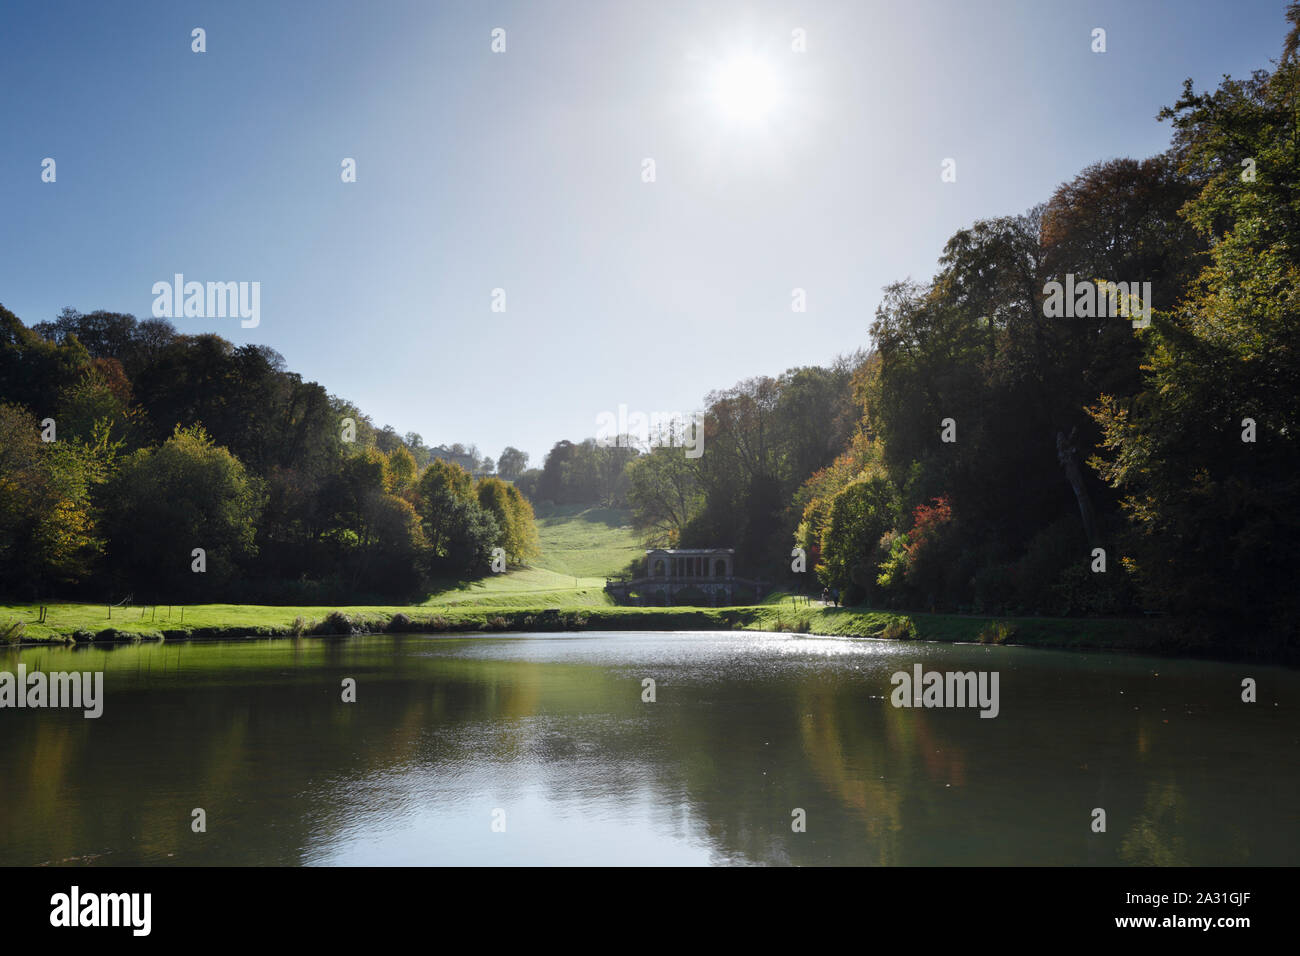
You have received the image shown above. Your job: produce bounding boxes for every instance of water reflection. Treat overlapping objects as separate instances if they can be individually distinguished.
[0,633,1294,865]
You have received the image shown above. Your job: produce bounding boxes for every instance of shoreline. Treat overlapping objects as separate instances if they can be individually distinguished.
[3,602,1290,665]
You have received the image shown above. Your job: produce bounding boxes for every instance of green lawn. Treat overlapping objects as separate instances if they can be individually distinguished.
[530,504,643,579]
[418,566,613,608]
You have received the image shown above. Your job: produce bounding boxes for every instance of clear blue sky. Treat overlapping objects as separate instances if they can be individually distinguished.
[0,0,1290,465]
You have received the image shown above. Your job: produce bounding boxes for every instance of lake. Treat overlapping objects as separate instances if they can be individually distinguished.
[1,631,1295,866]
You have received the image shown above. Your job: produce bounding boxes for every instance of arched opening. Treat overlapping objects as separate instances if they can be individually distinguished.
[715,558,728,577]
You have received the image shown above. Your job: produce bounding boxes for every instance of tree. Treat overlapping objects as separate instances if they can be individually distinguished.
[1090,23,1300,640]
[55,360,146,449]
[403,432,432,467]
[0,303,523,601]
[475,476,541,563]
[793,430,881,566]
[415,459,499,576]
[627,446,703,547]
[817,476,900,604]
[1,304,91,416]
[497,446,529,481]
[102,425,262,600]
[0,404,104,598]
[386,445,418,496]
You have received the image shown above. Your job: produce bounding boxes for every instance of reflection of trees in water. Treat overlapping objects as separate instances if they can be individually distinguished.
[640,672,969,865]
[660,670,1023,864]
[1118,781,1188,866]
[796,686,906,864]
[5,641,1295,865]
[0,642,573,865]
[0,719,85,865]
[1118,774,1253,867]
[646,664,1297,866]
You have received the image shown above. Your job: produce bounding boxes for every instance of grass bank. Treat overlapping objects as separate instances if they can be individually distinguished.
[2,595,1205,658]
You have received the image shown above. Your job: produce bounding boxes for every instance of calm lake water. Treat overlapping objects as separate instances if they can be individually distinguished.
[1,631,1295,866]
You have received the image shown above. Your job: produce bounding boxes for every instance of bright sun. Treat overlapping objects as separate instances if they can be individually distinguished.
[711,53,783,123]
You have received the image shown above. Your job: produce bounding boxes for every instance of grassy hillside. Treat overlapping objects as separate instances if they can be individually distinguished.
[419,566,611,608]
[530,505,644,579]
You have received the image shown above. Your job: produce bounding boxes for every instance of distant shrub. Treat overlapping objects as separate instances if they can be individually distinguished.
[879,617,917,641]
[770,609,812,633]
[486,615,509,630]
[533,609,563,629]
[426,615,450,632]
[387,613,414,633]
[978,620,1017,645]
[291,616,309,636]
[313,611,361,636]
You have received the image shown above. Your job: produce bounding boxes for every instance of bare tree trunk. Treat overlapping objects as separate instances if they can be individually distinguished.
[1056,428,1102,547]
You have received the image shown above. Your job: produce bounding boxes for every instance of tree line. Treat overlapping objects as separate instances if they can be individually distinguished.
[0,308,538,603]
[612,11,1298,648]
[5,8,1296,648]
[800,16,1299,650]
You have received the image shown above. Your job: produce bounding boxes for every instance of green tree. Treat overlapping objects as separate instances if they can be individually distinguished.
[102,424,263,600]
[386,445,418,497]
[415,459,499,576]
[817,476,900,604]
[627,446,703,547]
[1090,18,1300,639]
[474,476,541,564]
[1,304,91,415]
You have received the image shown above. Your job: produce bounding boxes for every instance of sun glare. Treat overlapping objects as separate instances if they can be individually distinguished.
[711,53,784,124]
